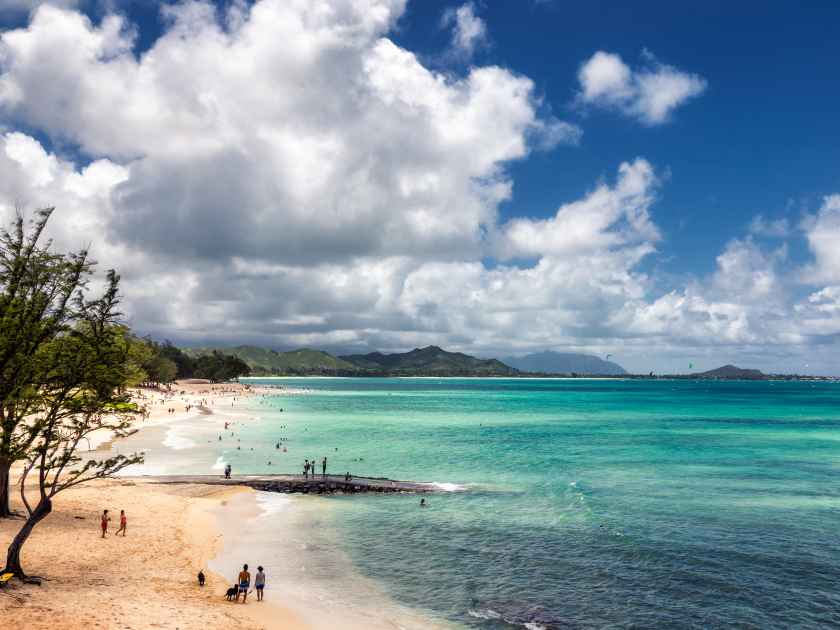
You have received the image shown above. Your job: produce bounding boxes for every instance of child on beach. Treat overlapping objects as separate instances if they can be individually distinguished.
[100,509,111,537]
[255,566,266,601]
[116,510,127,536]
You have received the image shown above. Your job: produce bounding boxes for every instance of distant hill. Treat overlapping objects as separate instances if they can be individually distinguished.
[182,344,518,376]
[339,345,519,376]
[502,351,627,375]
[691,364,765,379]
[184,345,356,374]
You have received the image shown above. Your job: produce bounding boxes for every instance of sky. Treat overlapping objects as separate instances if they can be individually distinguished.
[0,0,838,374]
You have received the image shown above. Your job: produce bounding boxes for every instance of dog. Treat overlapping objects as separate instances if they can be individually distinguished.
[225,584,239,601]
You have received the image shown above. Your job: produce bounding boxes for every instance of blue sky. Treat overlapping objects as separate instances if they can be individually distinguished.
[0,0,838,373]
[392,0,840,276]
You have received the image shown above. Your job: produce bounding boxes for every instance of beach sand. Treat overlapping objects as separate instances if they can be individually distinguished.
[1,380,310,630]
[0,478,309,630]
[1,380,444,630]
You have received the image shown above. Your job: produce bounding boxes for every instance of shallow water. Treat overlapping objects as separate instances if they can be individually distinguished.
[132,378,840,628]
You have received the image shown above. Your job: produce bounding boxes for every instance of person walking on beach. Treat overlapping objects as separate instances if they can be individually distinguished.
[116,509,127,536]
[304,459,310,479]
[237,564,251,603]
[255,566,266,601]
[322,456,327,478]
[100,509,111,537]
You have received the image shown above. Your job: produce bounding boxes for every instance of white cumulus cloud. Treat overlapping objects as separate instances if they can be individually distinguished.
[442,2,487,58]
[0,1,838,374]
[577,50,707,125]
[802,195,840,284]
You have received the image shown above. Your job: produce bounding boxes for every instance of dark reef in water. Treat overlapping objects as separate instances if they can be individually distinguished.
[141,473,455,494]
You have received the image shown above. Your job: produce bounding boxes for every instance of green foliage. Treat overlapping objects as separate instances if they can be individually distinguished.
[192,350,251,382]
[2,251,143,577]
[0,209,93,516]
[158,341,195,378]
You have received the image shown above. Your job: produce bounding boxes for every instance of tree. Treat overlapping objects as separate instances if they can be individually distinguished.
[158,341,195,379]
[193,350,250,382]
[3,271,143,580]
[0,209,91,518]
[145,354,178,385]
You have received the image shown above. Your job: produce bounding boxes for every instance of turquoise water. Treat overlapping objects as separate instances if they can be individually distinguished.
[232,378,840,628]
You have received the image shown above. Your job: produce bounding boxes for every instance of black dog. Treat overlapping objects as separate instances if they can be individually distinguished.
[225,584,239,601]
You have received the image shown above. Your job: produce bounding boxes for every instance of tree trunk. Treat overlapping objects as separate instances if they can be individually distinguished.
[3,497,51,578]
[0,458,11,518]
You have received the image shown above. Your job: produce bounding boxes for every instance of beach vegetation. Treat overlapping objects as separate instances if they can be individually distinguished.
[1,269,143,581]
[191,350,251,382]
[0,209,93,519]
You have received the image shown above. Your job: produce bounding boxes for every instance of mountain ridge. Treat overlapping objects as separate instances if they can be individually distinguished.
[502,351,627,375]
[183,344,518,376]
[340,345,518,376]
[690,364,765,379]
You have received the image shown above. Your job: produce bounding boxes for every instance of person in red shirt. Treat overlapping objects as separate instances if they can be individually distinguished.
[116,509,127,536]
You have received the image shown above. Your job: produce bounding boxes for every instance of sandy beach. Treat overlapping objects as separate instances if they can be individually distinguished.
[1,381,310,630]
[2,379,450,630]
[0,478,309,630]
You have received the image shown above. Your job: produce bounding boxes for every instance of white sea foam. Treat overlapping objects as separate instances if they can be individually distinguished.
[524,623,547,630]
[162,427,196,450]
[211,455,227,471]
[467,609,502,620]
[431,482,465,492]
[255,490,293,516]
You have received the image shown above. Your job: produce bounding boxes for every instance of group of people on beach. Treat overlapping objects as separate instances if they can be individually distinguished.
[100,509,128,537]
[227,563,266,603]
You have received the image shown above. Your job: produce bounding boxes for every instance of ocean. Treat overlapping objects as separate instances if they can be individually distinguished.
[132,378,840,628]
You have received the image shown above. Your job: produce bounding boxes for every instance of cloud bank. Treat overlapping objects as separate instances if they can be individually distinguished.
[0,1,837,373]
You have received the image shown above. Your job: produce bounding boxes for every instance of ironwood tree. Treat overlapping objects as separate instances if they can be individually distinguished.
[2,270,143,580]
[0,209,91,518]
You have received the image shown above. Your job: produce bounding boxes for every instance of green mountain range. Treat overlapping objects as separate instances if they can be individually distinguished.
[183,345,517,376]
[339,346,518,376]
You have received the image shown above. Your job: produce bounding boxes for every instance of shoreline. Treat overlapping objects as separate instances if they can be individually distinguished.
[0,381,309,629]
[4,379,451,629]
[0,478,309,629]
